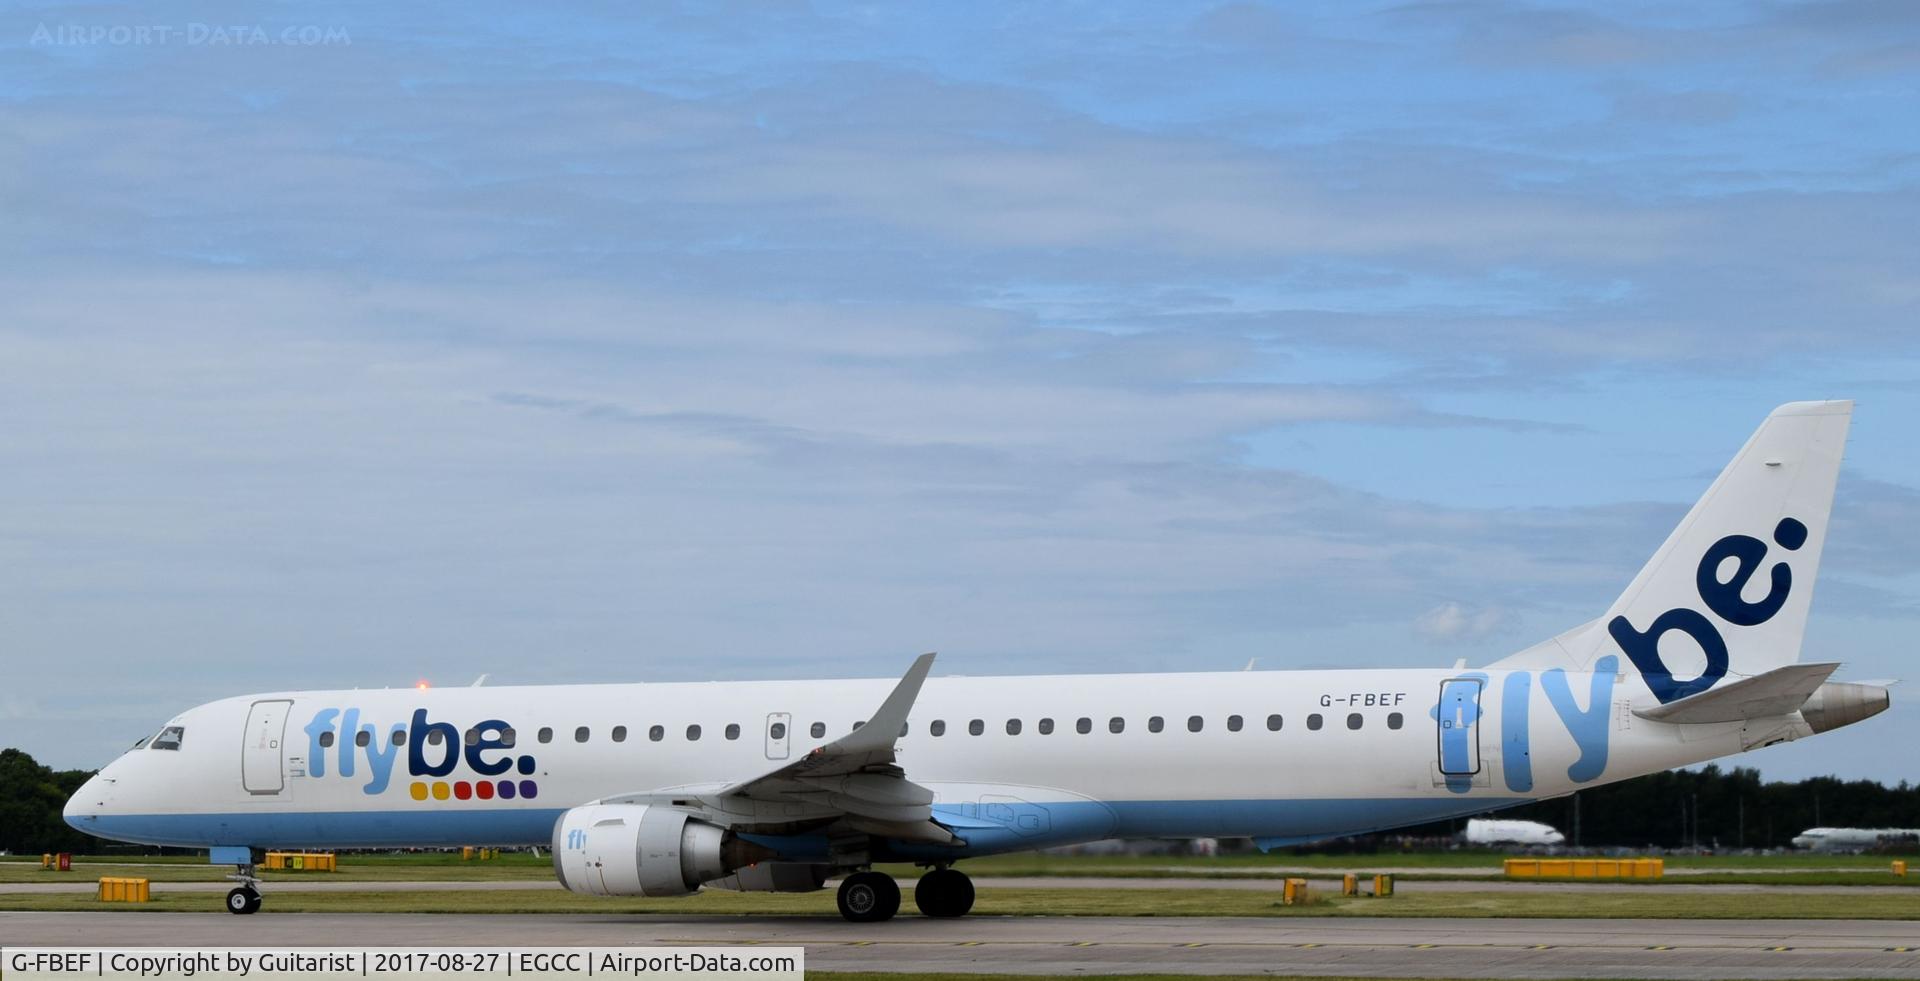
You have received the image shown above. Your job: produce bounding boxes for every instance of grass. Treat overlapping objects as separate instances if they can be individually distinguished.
[812,977,1893,981]
[4,884,1919,919]
[9,850,1917,887]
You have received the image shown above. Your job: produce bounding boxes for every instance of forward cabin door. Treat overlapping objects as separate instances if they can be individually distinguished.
[1435,679,1482,776]
[764,712,792,760]
[242,699,293,795]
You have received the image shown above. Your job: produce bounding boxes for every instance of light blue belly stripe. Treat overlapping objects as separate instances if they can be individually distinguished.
[74,796,1533,858]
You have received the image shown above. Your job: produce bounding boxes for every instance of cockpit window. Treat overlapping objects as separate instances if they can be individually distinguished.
[150,726,185,751]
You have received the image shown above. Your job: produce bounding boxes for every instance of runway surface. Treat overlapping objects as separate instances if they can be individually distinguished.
[3,876,1911,895]
[3,913,1918,979]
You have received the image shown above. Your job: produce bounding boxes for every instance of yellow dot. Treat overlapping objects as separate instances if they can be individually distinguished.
[409,782,428,801]
[432,781,451,800]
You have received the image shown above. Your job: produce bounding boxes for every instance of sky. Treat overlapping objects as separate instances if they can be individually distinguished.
[2,1,1917,784]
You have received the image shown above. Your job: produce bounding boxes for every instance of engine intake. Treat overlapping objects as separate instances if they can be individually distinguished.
[552,804,772,897]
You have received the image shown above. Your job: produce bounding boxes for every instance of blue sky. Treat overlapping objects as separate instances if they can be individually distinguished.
[2,1,1917,783]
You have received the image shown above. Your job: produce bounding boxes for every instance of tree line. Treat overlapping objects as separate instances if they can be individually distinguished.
[1389,764,1920,849]
[4,745,1917,854]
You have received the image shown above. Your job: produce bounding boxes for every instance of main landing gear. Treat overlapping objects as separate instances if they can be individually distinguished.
[225,862,263,914]
[833,867,975,922]
[913,866,975,918]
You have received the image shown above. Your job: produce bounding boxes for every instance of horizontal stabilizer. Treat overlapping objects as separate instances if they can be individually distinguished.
[1633,661,1838,724]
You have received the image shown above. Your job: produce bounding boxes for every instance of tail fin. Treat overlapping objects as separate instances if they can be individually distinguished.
[1497,400,1852,702]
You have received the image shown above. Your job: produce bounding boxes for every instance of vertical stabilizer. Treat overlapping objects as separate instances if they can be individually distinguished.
[1497,401,1851,703]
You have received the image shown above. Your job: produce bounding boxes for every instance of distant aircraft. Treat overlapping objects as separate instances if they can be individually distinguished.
[1791,827,1920,852]
[66,401,1889,921]
[1465,818,1565,847]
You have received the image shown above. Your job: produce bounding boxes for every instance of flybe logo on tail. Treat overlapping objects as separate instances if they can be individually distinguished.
[302,708,538,800]
[1609,518,1807,704]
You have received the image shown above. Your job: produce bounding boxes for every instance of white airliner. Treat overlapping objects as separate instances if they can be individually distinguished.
[1791,827,1920,852]
[65,401,1890,921]
[1464,818,1565,847]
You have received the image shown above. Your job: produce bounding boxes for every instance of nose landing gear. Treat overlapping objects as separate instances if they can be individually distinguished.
[225,861,263,914]
[225,886,261,914]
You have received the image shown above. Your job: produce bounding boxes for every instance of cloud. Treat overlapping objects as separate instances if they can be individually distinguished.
[1413,601,1512,643]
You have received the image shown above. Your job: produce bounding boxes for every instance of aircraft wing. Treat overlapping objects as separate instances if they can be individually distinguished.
[600,652,959,845]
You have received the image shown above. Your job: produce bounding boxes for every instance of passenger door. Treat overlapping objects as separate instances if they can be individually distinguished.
[242,699,293,795]
[1435,679,1482,776]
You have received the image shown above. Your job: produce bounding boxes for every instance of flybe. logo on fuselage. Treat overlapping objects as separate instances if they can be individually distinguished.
[302,708,538,800]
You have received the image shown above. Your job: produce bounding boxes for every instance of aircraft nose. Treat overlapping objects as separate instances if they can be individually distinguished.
[63,774,113,832]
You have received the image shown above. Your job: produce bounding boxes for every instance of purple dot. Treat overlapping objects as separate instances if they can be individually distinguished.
[497,780,516,800]
[518,780,538,800]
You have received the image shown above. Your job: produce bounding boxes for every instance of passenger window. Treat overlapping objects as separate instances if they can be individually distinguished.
[1388,712,1404,730]
[1266,714,1283,731]
[725,723,741,740]
[318,731,335,748]
[931,720,946,736]
[649,725,664,742]
[1307,714,1324,731]
[1038,718,1054,735]
[1227,714,1243,732]
[391,729,406,746]
[811,722,826,739]
[612,725,627,743]
[356,730,371,747]
[1346,713,1363,730]
[1148,716,1164,733]
[150,727,185,751]
[574,727,590,743]
[1076,717,1092,734]
[428,730,444,746]
[769,722,786,740]
[1188,715,1203,733]
[500,728,516,748]
[1006,719,1022,735]
[686,724,701,741]
[1109,717,1125,734]
[968,719,985,736]
[538,727,553,744]
[464,728,480,746]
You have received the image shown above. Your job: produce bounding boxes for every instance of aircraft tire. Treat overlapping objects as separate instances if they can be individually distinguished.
[836,872,899,922]
[913,868,974,918]
[226,887,261,915]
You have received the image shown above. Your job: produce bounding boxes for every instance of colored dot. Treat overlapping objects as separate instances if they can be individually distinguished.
[516,756,536,775]
[1774,517,1808,550]
[453,781,472,800]
[475,780,494,800]
[518,780,538,800]
[498,780,516,800]
[432,781,450,800]
[409,782,428,801]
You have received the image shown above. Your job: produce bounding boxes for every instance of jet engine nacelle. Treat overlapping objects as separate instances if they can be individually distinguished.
[551,804,770,897]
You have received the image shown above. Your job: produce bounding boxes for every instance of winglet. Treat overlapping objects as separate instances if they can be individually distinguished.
[837,652,936,756]
[716,653,936,796]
